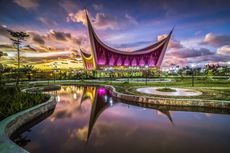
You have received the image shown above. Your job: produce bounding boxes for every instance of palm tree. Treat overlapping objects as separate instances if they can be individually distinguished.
[8,31,29,88]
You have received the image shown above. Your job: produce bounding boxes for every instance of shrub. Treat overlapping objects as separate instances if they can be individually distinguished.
[0,86,49,120]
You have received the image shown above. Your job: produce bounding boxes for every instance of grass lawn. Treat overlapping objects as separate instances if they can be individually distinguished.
[156,87,176,92]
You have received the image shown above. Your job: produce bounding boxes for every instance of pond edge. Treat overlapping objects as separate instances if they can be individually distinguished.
[0,86,59,153]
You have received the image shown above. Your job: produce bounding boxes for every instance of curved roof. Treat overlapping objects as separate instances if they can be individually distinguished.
[86,11,172,55]
[84,10,173,69]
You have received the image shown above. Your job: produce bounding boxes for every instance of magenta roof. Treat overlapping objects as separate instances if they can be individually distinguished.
[85,11,173,69]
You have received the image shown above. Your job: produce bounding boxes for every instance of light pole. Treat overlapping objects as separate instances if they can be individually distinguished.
[145,65,149,85]
[51,62,58,83]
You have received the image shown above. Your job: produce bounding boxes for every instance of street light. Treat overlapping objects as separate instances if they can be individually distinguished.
[145,65,149,85]
[51,62,58,83]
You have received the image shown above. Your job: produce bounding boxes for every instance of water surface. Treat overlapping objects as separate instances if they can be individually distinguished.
[13,86,230,153]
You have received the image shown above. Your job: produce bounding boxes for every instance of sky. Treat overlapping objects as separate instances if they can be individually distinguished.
[0,0,230,69]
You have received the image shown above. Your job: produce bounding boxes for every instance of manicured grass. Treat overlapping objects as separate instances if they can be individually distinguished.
[0,86,49,120]
[156,87,176,92]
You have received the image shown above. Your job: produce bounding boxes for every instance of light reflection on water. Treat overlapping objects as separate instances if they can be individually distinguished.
[13,86,230,153]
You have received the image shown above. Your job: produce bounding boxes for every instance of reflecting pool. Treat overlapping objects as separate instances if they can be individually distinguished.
[12,86,230,153]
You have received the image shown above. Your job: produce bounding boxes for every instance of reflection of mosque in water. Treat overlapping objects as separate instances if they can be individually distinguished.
[74,86,174,141]
[52,86,174,141]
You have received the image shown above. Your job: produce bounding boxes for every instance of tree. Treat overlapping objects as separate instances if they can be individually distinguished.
[0,51,8,85]
[21,65,36,81]
[0,51,8,58]
[8,31,29,87]
[0,64,3,85]
[207,70,214,81]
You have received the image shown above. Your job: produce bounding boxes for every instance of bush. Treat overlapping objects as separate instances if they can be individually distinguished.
[0,86,49,120]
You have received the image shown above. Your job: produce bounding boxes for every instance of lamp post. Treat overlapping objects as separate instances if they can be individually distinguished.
[51,62,58,83]
[145,65,149,85]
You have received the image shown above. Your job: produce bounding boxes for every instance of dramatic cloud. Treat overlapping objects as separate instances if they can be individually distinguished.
[157,34,167,41]
[34,45,60,52]
[217,45,230,55]
[46,30,71,41]
[140,0,230,19]
[0,25,11,38]
[67,10,118,30]
[172,48,215,58]
[21,51,70,59]
[37,17,58,26]
[59,0,78,13]
[14,0,39,10]
[1,0,230,68]
[158,34,184,49]
[0,44,13,49]
[163,37,219,67]
[72,35,87,46]
[67,9,137,30]
[93,12,118,30]
[67,10,87,26]
[29,32,45,45]
[169,40,184,49]
[24,29,87,53]
[201,33,230,47]
[191,54,230,64]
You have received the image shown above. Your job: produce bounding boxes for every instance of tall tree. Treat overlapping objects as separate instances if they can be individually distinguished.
[8,31,29,87]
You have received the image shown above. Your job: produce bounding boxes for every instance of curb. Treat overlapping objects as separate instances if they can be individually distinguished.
[0,86,58,153]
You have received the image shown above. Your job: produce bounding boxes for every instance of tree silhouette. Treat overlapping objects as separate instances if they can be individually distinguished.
[0,51,8,58]
[8,31,29,87]
[0,51,8,85]
[21,65,36,81]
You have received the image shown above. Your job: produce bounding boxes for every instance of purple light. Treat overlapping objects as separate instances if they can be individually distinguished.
[131,58,137,66]
[124,57,130,66]
[109,55,115,66]
[98,88,106,96]
[116,57,122,66]
[148,55,155,66]
[139,57,145,66]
